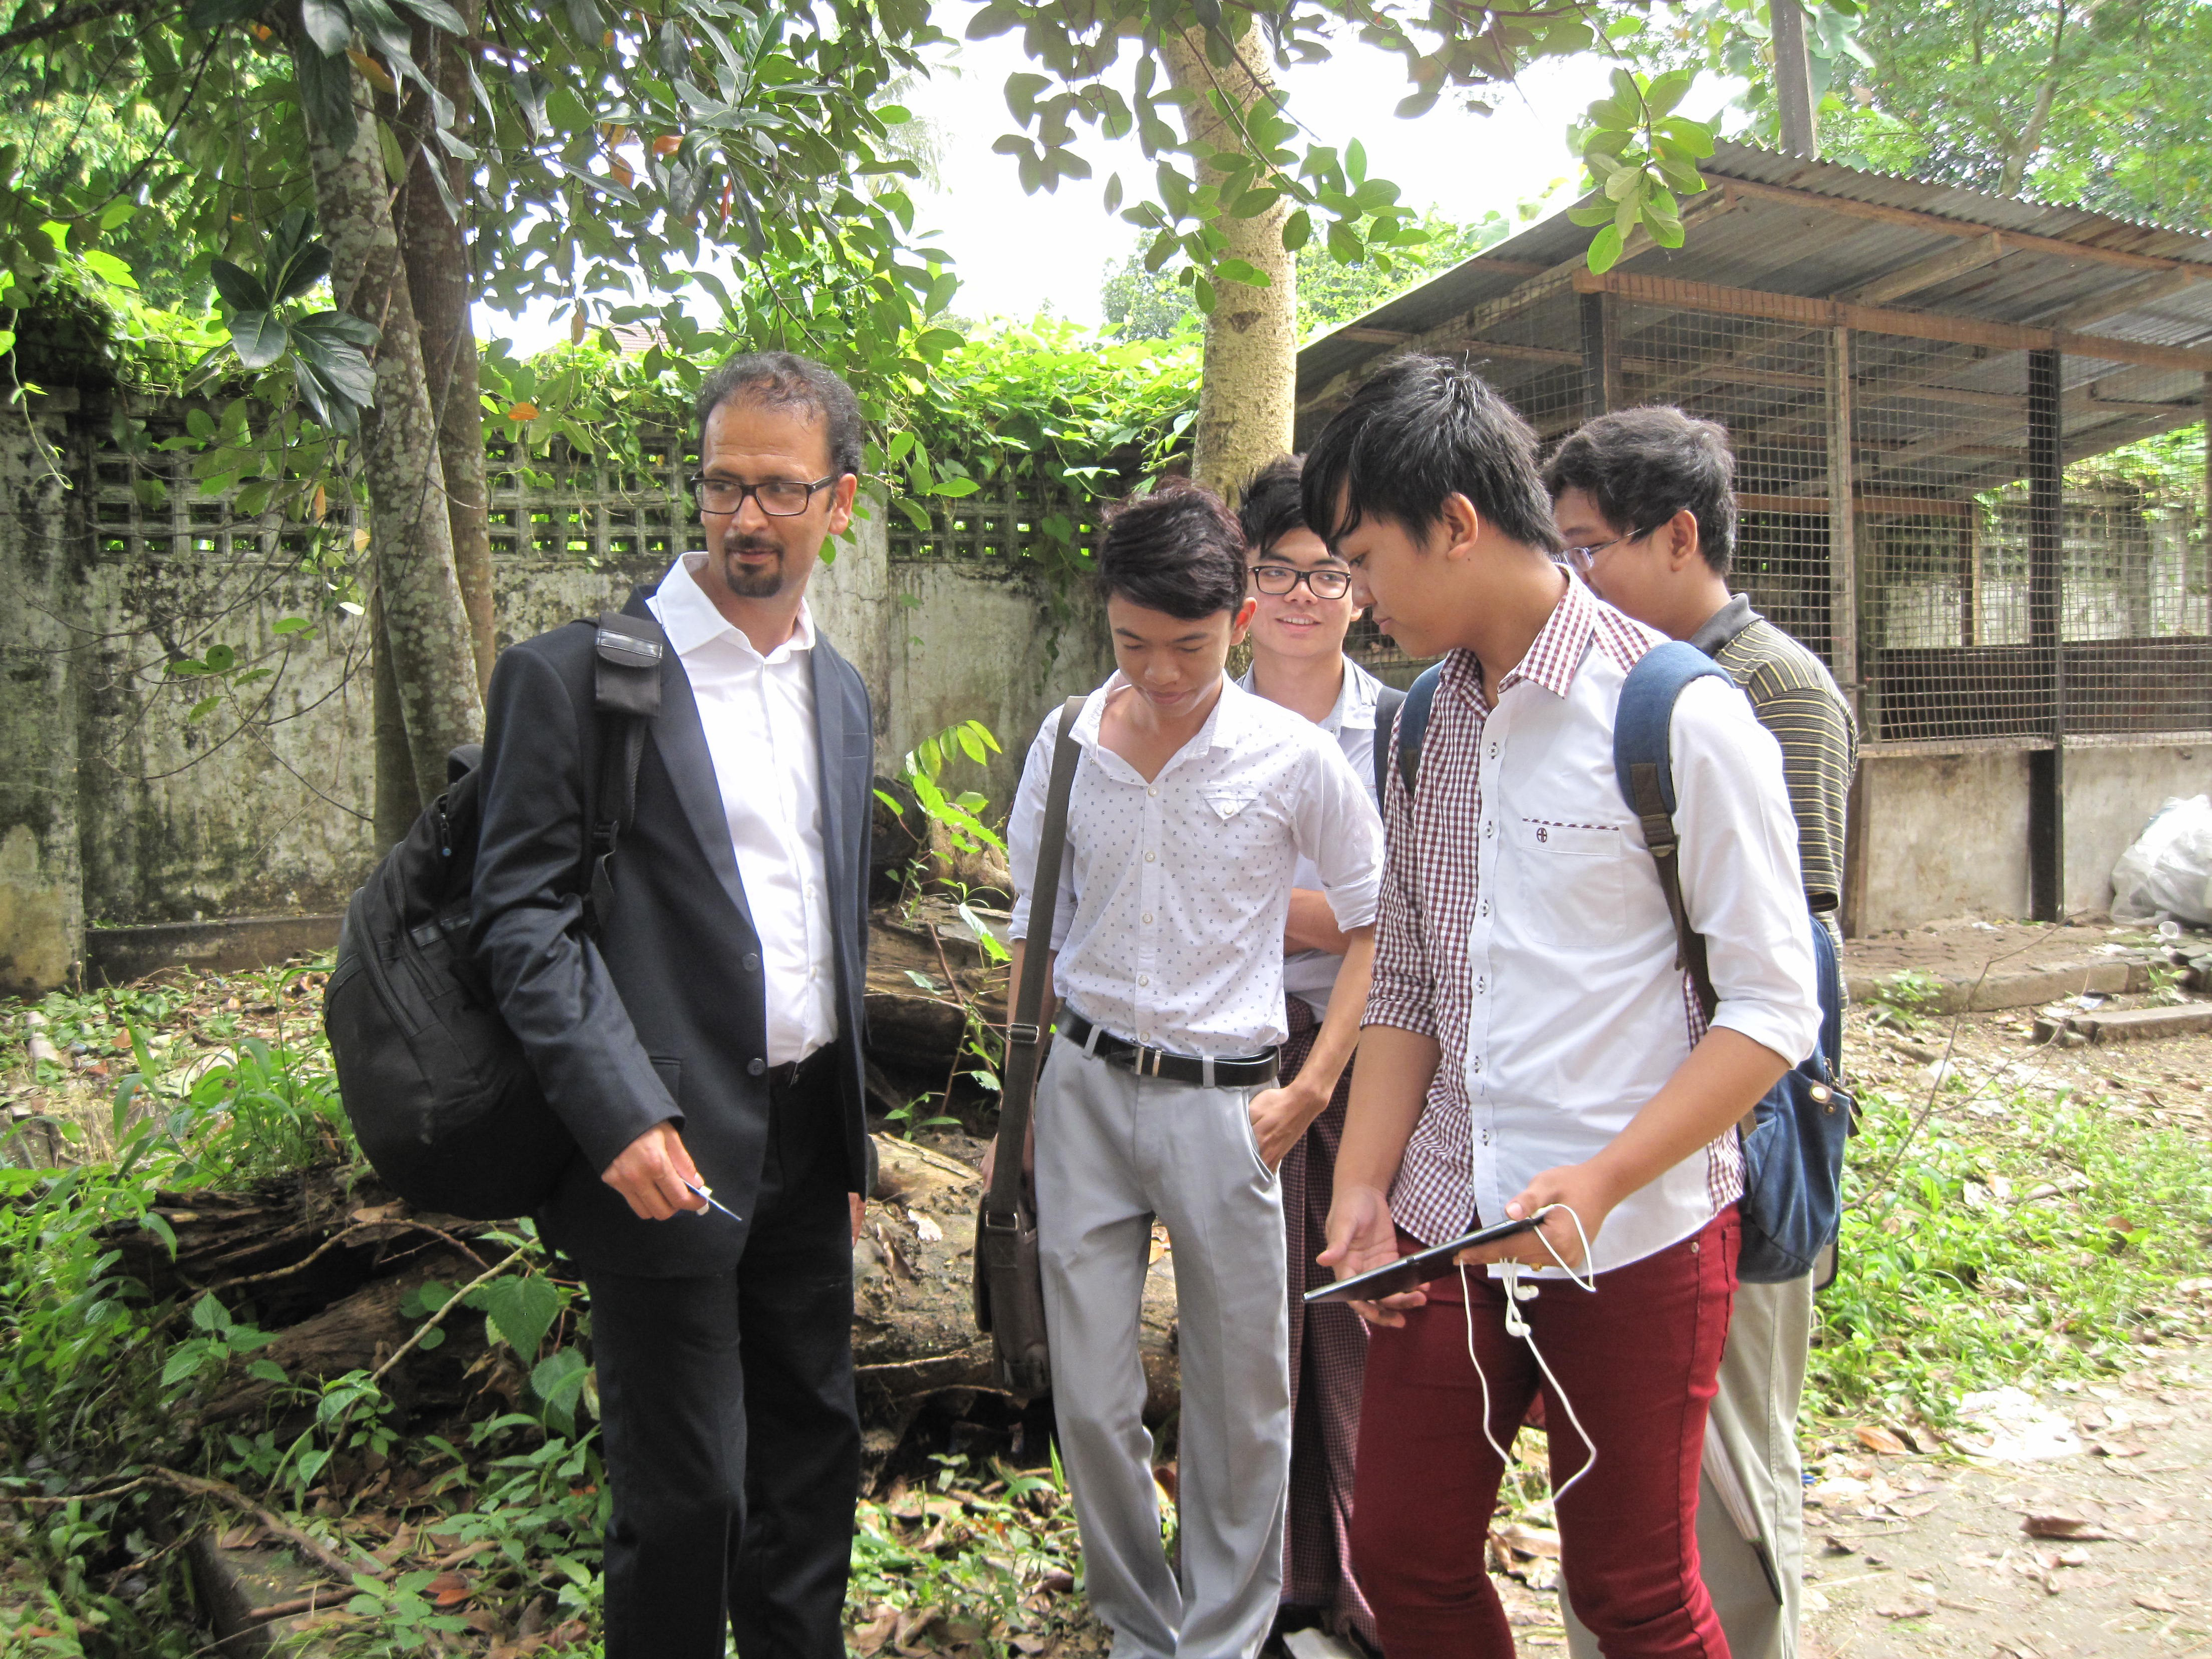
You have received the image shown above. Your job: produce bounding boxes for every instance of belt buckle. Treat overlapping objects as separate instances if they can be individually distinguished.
[1136,1044,1164,1078]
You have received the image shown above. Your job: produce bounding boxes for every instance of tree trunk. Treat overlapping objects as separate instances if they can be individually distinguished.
[296,44,484,807]
[397,9,497,696]
[1160,24,1297,503]
[370,587,423,848]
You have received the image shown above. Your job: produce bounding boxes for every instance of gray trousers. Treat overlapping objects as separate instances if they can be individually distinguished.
[1563,1272,1811,1659]
[1036,1037,1291,1659]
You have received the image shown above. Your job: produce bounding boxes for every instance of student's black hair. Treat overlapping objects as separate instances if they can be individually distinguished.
[695,351,864,481]
[1543,405,1738,574]
[1300,355,1559,553]
[1237,454,1329,560]
[1097,482,1249,620]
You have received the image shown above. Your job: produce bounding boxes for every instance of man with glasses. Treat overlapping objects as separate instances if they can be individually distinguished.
[473,351,875,1656]
[1233,455,1384,1655]
[1546,405,1856,1659]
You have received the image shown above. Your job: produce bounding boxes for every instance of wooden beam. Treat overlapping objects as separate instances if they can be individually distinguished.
[2042,264,2210,331]
[1295,194,1741,413]
[1718,175,2207,277]
[1573,268,2212,375]
[1738,492,1974,518]
[1442,339,1581,367]
[1849,233,2007,305]
[1772,0,1818,157]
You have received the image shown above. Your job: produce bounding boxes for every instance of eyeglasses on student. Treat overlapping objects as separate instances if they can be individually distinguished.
[1250,564,1354,600]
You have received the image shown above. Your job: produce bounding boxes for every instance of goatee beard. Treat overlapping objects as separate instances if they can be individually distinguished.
[717,540,784,598]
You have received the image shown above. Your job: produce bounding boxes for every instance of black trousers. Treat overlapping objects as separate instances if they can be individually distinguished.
[585,1063,860,1658]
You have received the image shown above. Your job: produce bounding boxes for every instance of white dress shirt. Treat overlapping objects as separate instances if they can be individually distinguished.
[1367,578,1821,1273]
[1007,672,1384,1058]
[1236,656,1387,1018]
[647,554,837,1065]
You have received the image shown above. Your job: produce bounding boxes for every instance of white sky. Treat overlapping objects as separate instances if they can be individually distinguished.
[477,34,1743,349]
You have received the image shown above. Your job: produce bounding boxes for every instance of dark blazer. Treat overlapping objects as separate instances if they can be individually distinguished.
[471,585,874,1278]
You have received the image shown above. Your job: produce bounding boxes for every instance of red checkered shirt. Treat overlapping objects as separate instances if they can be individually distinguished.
[1365,577,1818,1267]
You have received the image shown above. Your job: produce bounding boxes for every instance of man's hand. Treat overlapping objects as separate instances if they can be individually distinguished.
[1246,1079,1324,1171]
[1319,1181,1426,1328]
[602,1121,708,1221]
[1455,1162,1623,1273]
[850,1193,865,1243]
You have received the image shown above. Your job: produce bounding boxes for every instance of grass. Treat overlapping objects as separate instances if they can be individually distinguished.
[1807,1064,2212,1435]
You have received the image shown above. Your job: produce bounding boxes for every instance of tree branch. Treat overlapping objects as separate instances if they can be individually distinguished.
[0,0,161,57]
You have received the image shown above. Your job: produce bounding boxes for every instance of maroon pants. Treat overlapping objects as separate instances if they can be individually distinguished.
[1350,1211,1739,1659]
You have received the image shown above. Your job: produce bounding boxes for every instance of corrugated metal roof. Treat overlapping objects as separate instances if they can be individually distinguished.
[1294,140,2211,489]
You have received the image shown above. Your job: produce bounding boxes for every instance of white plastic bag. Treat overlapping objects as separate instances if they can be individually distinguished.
[2111,793,2212,925]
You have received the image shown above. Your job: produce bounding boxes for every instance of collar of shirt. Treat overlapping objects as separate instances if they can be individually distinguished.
[1434,570,1602,723]
[1233,655,1383,738]
[1688,592,1759,656]
[651,551,816,666]
[1072,668,1253,778]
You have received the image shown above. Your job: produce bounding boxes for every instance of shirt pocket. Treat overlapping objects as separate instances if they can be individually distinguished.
[1507,818,1628,948]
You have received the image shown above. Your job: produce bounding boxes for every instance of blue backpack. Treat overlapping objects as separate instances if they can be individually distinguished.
[1390,644,1852,1284]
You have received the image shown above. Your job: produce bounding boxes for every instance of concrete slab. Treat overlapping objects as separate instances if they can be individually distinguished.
[85,915,341,987]
[2060,1002,2212,1043]
[1844,920,2167,1013]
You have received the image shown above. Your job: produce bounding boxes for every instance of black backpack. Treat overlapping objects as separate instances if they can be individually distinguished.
[323,613,666,1220]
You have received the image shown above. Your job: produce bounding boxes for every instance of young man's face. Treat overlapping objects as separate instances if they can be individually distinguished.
[1246,528,1358,666]
[1332,503,1449,660]
[1105,594,1255,718]
[1551,485,1665,621]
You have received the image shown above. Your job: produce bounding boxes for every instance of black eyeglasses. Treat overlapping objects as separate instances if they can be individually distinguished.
[1561,529,1654,574]
[1250,564,1354,600]
[687,473,839,517]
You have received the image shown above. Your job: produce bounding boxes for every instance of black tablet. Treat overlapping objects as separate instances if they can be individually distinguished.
[1303,1215,1544,1304]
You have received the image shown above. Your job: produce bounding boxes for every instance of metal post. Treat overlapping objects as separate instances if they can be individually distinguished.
[2027,348,2065,922]
[1771,0,1819,159]
[1578,290,1618,420]
[1825,327,1860,717]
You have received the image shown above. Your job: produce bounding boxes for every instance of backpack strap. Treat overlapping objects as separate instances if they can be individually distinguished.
[1369,684,1406,806]
[987,696,1086,1228]
[584,611,667,933]
[1611,641,1735,1027]
[1394,661,1447,799]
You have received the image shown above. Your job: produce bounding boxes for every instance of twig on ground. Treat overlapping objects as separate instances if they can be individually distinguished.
[144,1466,369,1581]
[369,1245,528,1386]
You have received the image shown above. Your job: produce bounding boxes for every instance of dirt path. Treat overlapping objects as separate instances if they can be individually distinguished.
[1801,1340,2212,1658]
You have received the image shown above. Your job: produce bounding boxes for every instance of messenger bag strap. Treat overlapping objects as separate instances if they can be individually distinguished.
[986,695,1087,1225]
[584,611,667,934]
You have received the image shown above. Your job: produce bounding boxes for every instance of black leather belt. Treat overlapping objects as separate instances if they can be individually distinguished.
[1056,1010,1279,1088]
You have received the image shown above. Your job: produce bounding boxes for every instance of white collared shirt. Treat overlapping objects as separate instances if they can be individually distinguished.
[1235,656,1387,1016]
[1367,578,1820,1273]
[1007,672,1384,1057]
[647,554,837,1065]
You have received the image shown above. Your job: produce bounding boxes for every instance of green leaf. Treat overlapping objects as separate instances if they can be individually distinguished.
[187,695,221,722]
[1644,69,1695,118]
[1281,209,1312,252]
[298,0,351,55]
[209,259,267,312]
[294,40,359,148]
[393,0,467,31]
[192,1293,233,1332]
[1230,187,1278,218]
[80,249,137,289]
[228,310,288,370]
[530,1346,589,1415]
[1587,223,1626,274]
[476,1272,559,1358]
[1214,257,1270,288]
[1653,118,1716,159]
[930,476,980,498]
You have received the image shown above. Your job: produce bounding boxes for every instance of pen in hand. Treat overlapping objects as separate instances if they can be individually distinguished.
[683,1180,743,1224]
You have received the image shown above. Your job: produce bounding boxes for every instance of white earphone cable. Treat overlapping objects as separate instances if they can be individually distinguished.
[1457,1204,1601,1503]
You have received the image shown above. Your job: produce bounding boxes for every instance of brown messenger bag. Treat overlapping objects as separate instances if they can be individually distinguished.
[971,695,1084,1399]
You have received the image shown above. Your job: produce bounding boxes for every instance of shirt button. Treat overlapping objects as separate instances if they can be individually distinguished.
[1480,901,1490,917]
[747,1058,766,1077]
[1145,850,1156,863]
[1488,743,1497,758]
[742,953,760,973]
[1138,975,1150,987]
[1484,821,1493,838]
[1470,1057,1482,1073]
[1142,913,1154,925]
[1148,785,1159,797]
[1476,977,1485,993]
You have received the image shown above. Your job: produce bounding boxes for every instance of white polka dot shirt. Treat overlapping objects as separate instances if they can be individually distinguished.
[1008,672,1384,1057]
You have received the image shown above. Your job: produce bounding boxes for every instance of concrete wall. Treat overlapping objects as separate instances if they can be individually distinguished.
[886,560,1116,813]
[1850,743,2211,934]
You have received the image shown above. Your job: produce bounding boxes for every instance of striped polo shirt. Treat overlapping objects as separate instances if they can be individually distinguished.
[1690,595,1857,927]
